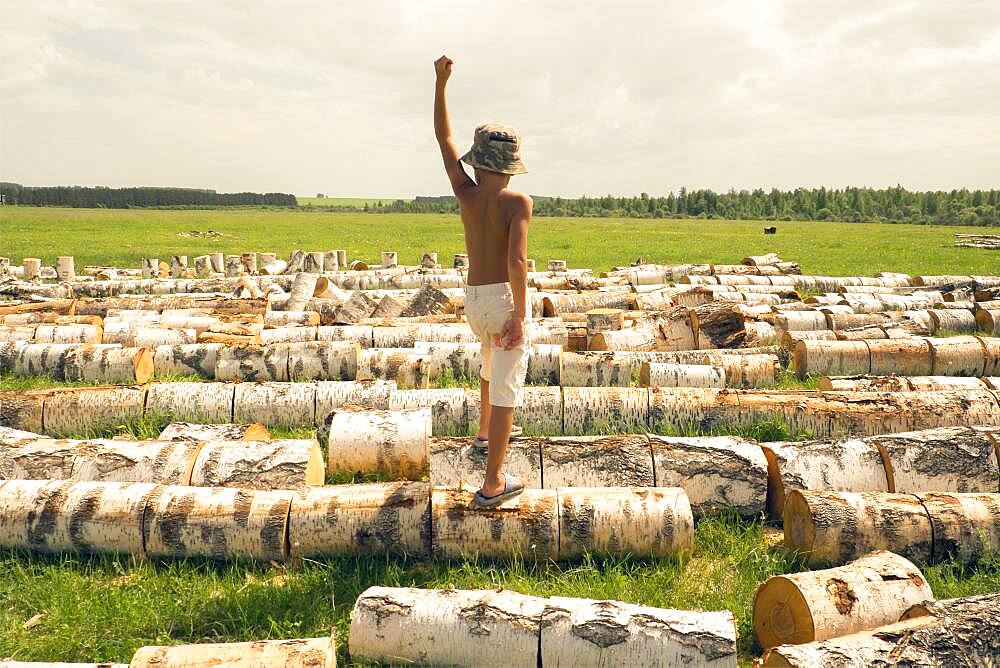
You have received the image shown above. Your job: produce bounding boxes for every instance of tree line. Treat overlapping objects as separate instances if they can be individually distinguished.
[372,187,1000,226]
[0,183,296,208]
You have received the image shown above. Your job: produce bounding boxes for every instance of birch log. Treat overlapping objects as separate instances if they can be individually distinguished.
[215,344,289,382]
[284,340,359,380]
[430,437,542,488]
[871,427,999,494]
[22,258,41,280]
[650,435,769,518]
[356,348,430,389]
[927,335,987,376]
[64,345,154,384]
[143,486,292,561]
[284,250,305,274]
[562,387,649,435]
[760,593,1000,667]
[784,490,934,567]
[152,343,223,377]
[317,324,373,347]
[43,386,146,436]
[327,407,431,478]
[287,482,429,557]
[977,309,1000,335]
[233,382,317,427]
[752,550,933,649]
[540,435,654,488]
[918,492,1000,564]
[34,324,103,344]
[558,487,694,558]
[929,308,978,333]
[388,388,469,435]
[146,382,234,422]
[760,438,889,517]
[169,255,188,278]
[430,486,559,560]
[866,338,933,375]
[10,342,75,379]
[302,251,324,274]
[793,340,871,378]
[130,637,336,668]
[349,586,545,668]
[315,379,395,419]
[540,596,738,668]
[589,322,657,351]
[193,255,213,277]
[188,439,324,489]
[0,390,46,432]
[159,422,269,441]
[640,362,726,388]
[983,335,1000,375]
[0,479,156,556]
[241,252,258,275]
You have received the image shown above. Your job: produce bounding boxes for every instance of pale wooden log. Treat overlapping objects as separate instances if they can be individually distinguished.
[379,250,398,268]
[0,390,47,432]
[240,252,257,275]
[906,375,987,391]
[0,256,8,276]
[653,307,699,350]
[372,323,476,348]
[43,386,147,436]
[420,251,438,268]
[0,425,44,443]
[927,335,987,376]
[285,340,359,380]
[0,479,156,556]
[222,255,242,277]
[327,407,431,478]
[332,290,378,323]
[189,439,324,489]
[929,308,977,333]
[215,344,289,382]
[208,252,224,273]
[356,348,430,389]
[431,486,558,559]
[169,255,187,279]
[152,343,223,378]
[258,252,277,265]
[143,485,292,560]
[348,259,369,271]
[283,249,305,274]
[976,309,1000,335]
[753,550,933,650]
[287,482,429,557]
[760,437,889,517]
[541,291,629,317]
[691,302,749,349]
[196,331,260,346]
[430,437,542,487]
[540,435,654,488]
[919,492,1000,564]
[589,323,657,351]
[982,335,1000,375]
[871,426,999,494]
[784,490,934,567]
[541,596,738,668]
[585,308,625,336]
[349,586,544,668]
[259,326,317,345]
[54,256,75,281]
[283,272,319,312]
[0,298,75,316]
[317,324,373,347]
[387,388,469,435]
[130,636,336,668]
[318,250,337,273]
[302,251,324,274]
[160,422,269,441]
[264,310,321,327]
[64,345,153,384]
[315,379,395,420]
[761,593,1000,667]
[11,342,75,379]
[558,487,693,558]
[135,328,197,347]
[562,387,648,435]
[650,435,768,518]
[793,340,870,378]
[192,255,213,277]
[23,258,41,280]
[34,323,103,344]
[259,258,288,275]
[233,382,316,427]
[866,338,933,375]
[640,362,726,388]
[0,438,199,484]
[370,294,406,318]
[146,382,234,422]
[400,284,454,317]
[647,387,741,433]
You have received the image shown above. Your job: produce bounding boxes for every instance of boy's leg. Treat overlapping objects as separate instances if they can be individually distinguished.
[481,404,514,497]
[477,380,491,441]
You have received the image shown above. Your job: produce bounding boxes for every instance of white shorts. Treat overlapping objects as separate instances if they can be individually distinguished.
[465,282,530,408]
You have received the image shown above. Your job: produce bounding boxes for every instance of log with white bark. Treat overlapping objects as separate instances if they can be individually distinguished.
[649,435,769,518]
[8,342,75,378]
[317,324,373,347]
[42,386,147,436]
[760,593,1000,667]
[585,307,625,336]
[982,335,1000,375]
[388,388,470,435]
[265,308,320,327]
[215,344,289,382]
[146,381,234,423]
[240,252,258,275]
[919,491,1000,564]
[561,350,779,388]
[558,487,694,558]
[130,636,336,668]
[152,342,223,378]
[285,340,359,380]
[370,294,406,318]
[541,291,629,316]
[0,298,75,317]
[759,437,889,517]
[260,258,288,275]
[23,258,41,280]
[315,379,395,419]
[929,308,978,333]
[302,251,324,274]
[188,439,324,489]
[284,249,305,274]
[63,345,154,384]
[400,284,453,317]
[430,437,542,488]
[332,290,378,323]
[640,362,726,388]
[865,338,933,375]
[977,309,1000,335]
[871,426,999,494]
[431,486,559,560]
[0,425,44,444]
[287,482,429,558]
[371,323,476,348]
[233,381,317,427]
[327,407,431,479]
[34,323,103,344]
[793,340,870,378]
[562,387,649,435]
[752,550,933,649]
[356,348,430,389]
[75,296,267,317]
[927,335,987,376]
[258,326,316,345]
[0,479,157,556]
[783,490,935,566]
[143,485,293,560]
[818,375,990,392]
[539,435,654,488]
[159,421,269,441]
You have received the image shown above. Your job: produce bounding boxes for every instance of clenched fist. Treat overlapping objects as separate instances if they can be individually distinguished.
[434,55,453,83]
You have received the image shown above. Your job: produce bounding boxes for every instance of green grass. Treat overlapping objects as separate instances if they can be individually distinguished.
[1,206,994,275]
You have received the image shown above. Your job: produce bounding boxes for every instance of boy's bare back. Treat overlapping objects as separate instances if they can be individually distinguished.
[458,186,532,287]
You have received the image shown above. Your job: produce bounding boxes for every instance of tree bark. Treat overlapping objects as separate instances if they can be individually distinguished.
[976,309,1000,335]
[152,342,223,378]
[327,407,431,479]
[315,379,395,422]
[34,324,103,344]
[540,435,654,488]
[64,345,154,384]
[259,326,317,345]
[793,340,871,378]
[189,439,324,489]
[871,426,999,494]
[918,492,1000,564]
[430,437,542,488]
[215,344,289,382]
[400,284,453,317]
[388,388,470,435]
[927,335,987,376]
[233,382,317,427]
[285,340,359,381]
[640,362,726,388]
[562,387,649,435]
[317,324,374,348]
[866,338,933,375]
[43,386,147,437]
[130,637,336,667]
[159,421,269,441]
[146,381,234,423]
[356,349,430,389]
[752,550,933,649]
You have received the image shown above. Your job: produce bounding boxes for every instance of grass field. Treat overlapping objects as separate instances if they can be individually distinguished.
[1,206,995,276]
[2,205,999,664]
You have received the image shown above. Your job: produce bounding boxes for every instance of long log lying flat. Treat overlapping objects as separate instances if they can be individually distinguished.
[349,586,738,668]
[129,636,337,667]
[794,335,1000,378]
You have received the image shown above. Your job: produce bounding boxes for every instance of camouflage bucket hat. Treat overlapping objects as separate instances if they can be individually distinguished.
[461,123,528,175]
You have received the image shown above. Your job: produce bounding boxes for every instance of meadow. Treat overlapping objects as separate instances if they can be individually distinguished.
[1,205,999,664]
[1,206,996,276]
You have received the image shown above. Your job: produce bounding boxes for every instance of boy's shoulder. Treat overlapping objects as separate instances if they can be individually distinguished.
[499,189,533,209]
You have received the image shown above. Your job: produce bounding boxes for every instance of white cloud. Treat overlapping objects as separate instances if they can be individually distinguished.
[1,0,998,197]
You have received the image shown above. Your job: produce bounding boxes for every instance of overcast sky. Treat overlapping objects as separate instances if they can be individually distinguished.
[2,1,998,197]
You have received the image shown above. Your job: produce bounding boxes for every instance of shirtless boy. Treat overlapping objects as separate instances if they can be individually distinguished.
[433,54,532,507]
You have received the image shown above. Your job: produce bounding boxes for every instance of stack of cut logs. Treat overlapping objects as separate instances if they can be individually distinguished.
[955,232,1000,250]
[3,250,1000,666]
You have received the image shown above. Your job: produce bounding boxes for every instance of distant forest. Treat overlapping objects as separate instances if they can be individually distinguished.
[374,187,1000,226]
[0,183,296,208]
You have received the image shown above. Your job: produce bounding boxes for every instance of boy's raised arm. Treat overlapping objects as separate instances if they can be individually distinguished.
[434,55,473,195]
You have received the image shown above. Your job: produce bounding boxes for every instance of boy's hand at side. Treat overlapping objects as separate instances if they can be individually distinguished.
[434,55,453,84]
[496,316,525,350]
